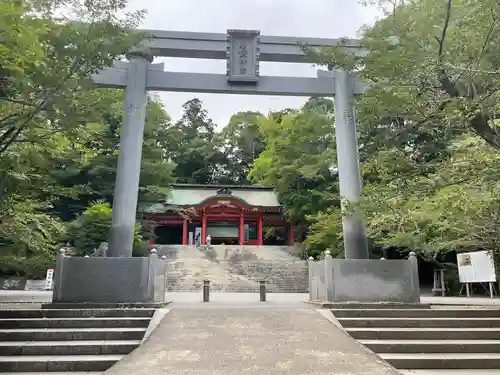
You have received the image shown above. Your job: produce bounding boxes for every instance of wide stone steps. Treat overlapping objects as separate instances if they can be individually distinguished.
[2,373,102,375]
[339,317,500,328]
[346,327,500,340]
[400,371,500,374]
[332,308,500,318]
[380,353,500,370]
[161,245,308,293]
[334,306,500,372]
[0,308,153,373]
[0,340,141,355]
[0,328,146,341]
[0,354,123,372]
[360,339,500,353]
[0,309,154,318]
[0,317,150,329]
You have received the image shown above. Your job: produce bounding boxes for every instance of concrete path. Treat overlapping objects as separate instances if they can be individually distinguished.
[105,308,402,375]
[3,290,500,306]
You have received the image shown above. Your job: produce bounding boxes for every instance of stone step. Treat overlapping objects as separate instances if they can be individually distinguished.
[0,328,146,341]
[400,370,500,374]
[0,309,155,319]
[0,340,141,355]
[338,317,500,329]
[0,317,150,329]
[2,373,102,375]
[0,354,122,372]
[318,303,432,309]
[331,308,500,318]
[166,286,308,293]
[347,328,500,340]
[360,339,500,353]
[41,302,165,309]
[380,353,500,370]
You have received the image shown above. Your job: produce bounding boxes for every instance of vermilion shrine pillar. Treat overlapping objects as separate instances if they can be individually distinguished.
[182,219,188,245]
[201,213,207,245]
[257,215,263,246]
[288,222,294,246]
[239,213,244,245]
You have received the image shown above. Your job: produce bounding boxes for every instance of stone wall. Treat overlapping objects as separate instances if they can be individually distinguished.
[309,257,420,303]
[52,252,166,303]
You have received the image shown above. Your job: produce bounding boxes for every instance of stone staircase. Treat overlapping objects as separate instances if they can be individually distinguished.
[157,245,309,293]
[0,308,154,373]
[332,304,500,373]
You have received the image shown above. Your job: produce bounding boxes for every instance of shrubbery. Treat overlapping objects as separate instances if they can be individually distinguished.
[0,256,56,279]
[67,201,147,256]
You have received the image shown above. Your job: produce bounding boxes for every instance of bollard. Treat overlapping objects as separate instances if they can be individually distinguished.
[259,280,266,302]
[203,280,210,302]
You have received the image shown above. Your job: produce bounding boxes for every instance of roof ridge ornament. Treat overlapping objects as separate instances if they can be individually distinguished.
[216,187,233,196]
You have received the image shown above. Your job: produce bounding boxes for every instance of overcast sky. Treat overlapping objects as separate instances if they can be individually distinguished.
[125,0,380,128]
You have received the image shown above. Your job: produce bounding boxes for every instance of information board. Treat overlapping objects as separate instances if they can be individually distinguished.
[457,250,496,283]
[44,268,54,290]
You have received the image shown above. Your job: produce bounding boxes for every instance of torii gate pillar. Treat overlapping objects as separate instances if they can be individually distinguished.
[108,50,152,257]
[333,67,369,259]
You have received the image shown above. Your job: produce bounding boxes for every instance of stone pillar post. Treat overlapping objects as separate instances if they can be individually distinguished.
[324,249,334,301]
[409,251,420,302]
[52,249,66,302]
[333,67,369,259]
[108,50,153,257]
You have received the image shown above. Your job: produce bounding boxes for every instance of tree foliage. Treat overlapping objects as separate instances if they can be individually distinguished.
[67,201,145,256]
[249,98,338,237]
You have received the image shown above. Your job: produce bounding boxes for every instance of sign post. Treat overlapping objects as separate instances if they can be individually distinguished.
[44,268,54,291]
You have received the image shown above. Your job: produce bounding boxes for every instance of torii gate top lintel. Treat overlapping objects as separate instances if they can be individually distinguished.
[139,29,362,62]
[94,29,367,97]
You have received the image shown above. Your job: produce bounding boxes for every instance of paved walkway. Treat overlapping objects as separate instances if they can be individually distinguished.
[105,307,401,375]
[3,290,500,304]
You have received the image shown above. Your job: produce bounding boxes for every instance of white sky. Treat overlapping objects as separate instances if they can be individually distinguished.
[125,0,380,128]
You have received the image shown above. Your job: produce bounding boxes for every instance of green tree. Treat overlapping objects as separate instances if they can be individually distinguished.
[0,0,149,267]
[216,111,265,184]
[312,0,500,150]
[164,98,223,184]
[249,98,338,238]
[0,0,145,154]
[67,201,145,256]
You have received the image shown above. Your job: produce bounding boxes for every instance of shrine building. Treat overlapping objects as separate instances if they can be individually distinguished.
[142,184,294,246]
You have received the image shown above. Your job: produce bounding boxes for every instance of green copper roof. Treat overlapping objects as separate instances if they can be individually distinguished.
[167,184,280,207]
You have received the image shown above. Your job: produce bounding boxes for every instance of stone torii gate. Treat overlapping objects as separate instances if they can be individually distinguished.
[93,29,369,261]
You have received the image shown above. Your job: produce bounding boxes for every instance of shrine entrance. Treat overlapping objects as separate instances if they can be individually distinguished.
[95,28,369,260]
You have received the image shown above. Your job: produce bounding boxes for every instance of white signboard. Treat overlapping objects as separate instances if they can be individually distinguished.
[44,269,54,290]
[457,250,496,283]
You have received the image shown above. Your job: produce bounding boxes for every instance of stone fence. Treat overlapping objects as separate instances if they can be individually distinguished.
[309,251,420,303]
[52,250,166,303]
